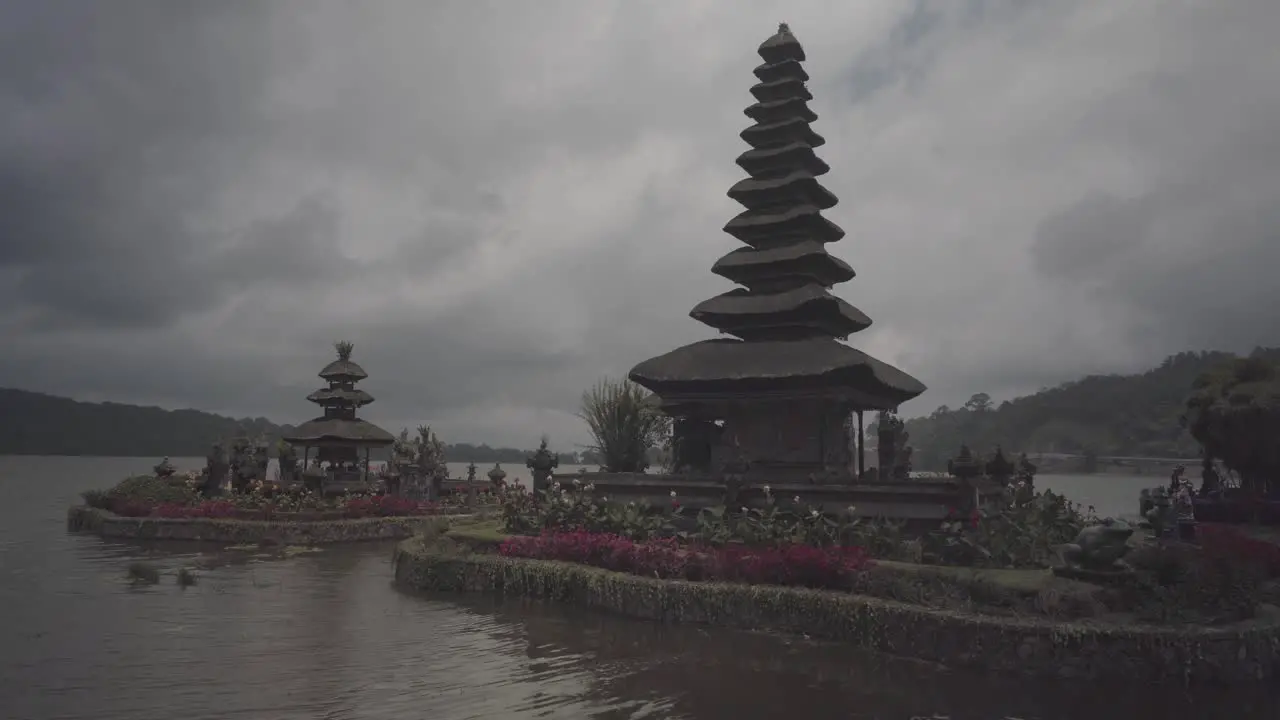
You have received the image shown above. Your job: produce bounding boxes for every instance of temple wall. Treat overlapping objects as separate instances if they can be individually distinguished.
[722,401,824,465]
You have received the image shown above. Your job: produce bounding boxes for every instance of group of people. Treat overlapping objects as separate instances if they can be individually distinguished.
[1170,457,1224,498]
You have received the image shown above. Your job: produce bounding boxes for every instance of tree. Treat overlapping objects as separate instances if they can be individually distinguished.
[1182,354,1280,495]
[963,393,993,413]
[578,377,670,473]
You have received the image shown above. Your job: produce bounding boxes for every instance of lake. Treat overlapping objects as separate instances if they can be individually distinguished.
[1,455,1275,719]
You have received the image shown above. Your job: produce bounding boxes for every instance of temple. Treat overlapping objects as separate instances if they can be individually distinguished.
[284,342,395,493]
[629,24,925,482]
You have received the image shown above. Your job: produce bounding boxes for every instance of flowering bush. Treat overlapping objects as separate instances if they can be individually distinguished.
[922,486,1093,568]
[499,481,674,540]
[341,494,437,518]
[497,530,873,589]
[99,492,440,519]
[499,481,867,547]
[151,500,240,518]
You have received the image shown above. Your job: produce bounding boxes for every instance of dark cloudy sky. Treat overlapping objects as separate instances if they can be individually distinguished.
[3,0,1279,449]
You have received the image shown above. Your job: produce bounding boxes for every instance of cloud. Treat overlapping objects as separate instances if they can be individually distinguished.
[2,0,1279,447]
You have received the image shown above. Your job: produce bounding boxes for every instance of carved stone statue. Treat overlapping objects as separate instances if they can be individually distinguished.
[985,447,1015,486]
[720,435,751,507]
[876,413,904,478]
[153,457,176,479]
[1016,452,1037,488]
[227,437,267,494]
[277,442,298,484]
[1055,519,1134,579]
[526,438,559,493]
[415,425,445,477]
[947,444,982,482]
[487,462,508,489]
[203,444,228,497]
[1199,456,1221,496]
[892,428,913,481]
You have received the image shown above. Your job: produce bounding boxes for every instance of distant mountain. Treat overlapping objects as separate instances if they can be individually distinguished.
[896,347,1280,472]
[0,388,294,458]
[0,387,587,464]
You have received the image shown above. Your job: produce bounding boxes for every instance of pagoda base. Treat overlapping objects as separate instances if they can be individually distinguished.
[554,471,1004,526]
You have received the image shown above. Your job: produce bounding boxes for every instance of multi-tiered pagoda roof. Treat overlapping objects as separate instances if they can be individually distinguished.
[284,342,396,446]
[630,24,925,410]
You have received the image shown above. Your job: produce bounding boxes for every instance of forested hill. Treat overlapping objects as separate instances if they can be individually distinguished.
[0,387,586,463]
[901,348,1280,472]
[0,388,293,457]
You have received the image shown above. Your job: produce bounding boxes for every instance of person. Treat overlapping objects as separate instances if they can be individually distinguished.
[1197,457,1220,496]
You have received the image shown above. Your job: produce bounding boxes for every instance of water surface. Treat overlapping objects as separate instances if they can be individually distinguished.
[1,456,1274,720]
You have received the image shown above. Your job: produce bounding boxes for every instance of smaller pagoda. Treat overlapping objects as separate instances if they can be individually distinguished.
[284,341,395,492]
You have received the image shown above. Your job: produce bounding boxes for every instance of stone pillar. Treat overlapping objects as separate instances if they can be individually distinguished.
[856,411,865,479]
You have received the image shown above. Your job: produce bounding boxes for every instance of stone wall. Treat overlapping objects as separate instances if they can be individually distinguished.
[67,505,473,545]
[393,540,1280,684]
[553,472,1004,522]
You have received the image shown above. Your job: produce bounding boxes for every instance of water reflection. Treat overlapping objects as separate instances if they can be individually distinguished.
[2,456,1277,720]
[433,593,1277,720]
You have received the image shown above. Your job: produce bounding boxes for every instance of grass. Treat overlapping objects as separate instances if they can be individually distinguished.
[444,520,510,551]
[873,558,1068,595]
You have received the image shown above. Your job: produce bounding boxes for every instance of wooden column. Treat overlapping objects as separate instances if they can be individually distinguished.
[856,410,865,479]
[363,446,371,484]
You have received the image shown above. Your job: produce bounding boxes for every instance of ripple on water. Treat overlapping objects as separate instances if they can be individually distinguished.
[3,457,1280,720]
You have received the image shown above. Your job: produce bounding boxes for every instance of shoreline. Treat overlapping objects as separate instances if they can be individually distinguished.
[67,505,478,545]
[391,537,1280,684]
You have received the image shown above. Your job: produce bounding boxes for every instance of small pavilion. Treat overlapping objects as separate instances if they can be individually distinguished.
[283,342,395,492]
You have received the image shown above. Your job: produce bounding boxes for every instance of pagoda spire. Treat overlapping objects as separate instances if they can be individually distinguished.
[691,23,869,342]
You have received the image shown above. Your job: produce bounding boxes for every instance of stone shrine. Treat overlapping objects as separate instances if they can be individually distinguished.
[630,24,925,482]
[283,342,395,494]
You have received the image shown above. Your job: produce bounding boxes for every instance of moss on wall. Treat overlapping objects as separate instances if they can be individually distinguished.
[392,539,1280,684]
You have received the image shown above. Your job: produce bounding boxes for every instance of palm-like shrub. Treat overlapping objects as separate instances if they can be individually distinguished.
[578,377,669,473]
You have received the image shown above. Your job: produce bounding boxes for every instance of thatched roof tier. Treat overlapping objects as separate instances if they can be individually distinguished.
[628,25,925,408]
[711,242,854,288]
[749,77,810,104]
[283,417,395,446]
[744,96,817,126]
[740,117,825,150]
[690,285,871,340]
[305,387,375,406]
[629,338,924,410]
[753,57,809,84]
[736,142,829,178]
[318,358,369,381]
[758,23,805,64]
[723,204,845,247]
[727,170,836,211]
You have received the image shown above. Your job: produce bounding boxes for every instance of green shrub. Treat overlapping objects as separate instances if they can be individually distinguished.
[106,475,198,506]
[578,377,669,473]
[922,487,1092,569]
[81,489,112,509]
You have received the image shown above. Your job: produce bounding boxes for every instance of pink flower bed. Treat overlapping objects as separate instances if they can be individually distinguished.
[1199,524,1280,577]
[497,530,873,590]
